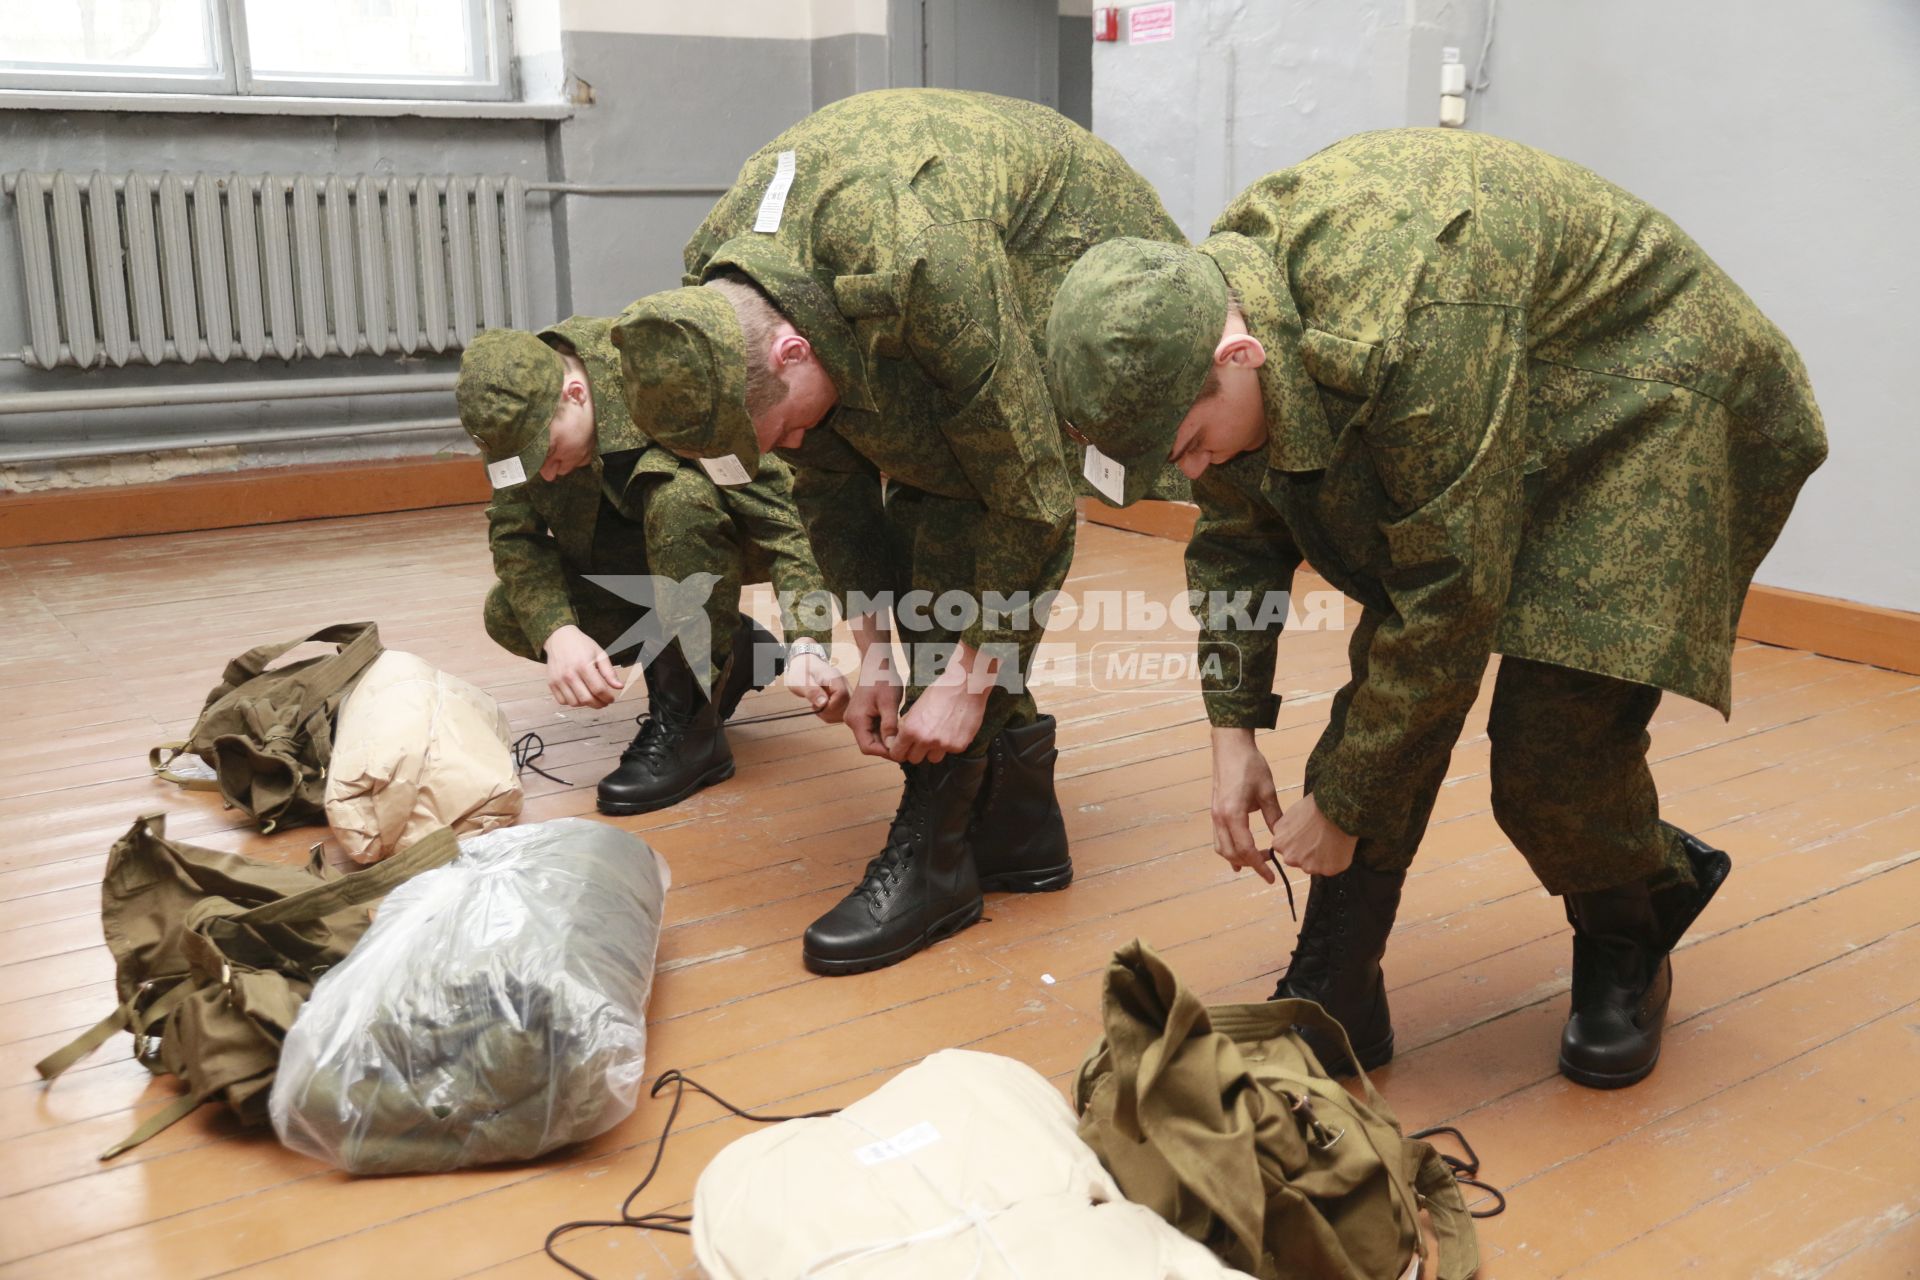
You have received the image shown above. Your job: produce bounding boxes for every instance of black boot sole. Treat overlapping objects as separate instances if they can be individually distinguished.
[1559,1049,1660,1090]
[979,862,1074,894]
[596,758,736,816]
[801,896,984,977]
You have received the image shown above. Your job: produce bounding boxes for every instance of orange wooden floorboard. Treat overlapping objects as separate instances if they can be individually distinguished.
[2,507,1916,1279]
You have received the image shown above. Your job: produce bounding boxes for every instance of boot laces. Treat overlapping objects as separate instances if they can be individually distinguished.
[620,708,689,768]
[854,773,929,906]
[1280,873,1352,992]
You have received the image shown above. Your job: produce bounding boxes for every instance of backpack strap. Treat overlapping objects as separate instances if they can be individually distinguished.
[148,742,221,790]
[100,1091,206,1161]
[35,977,196,1081]
[213,622,382,697]
[227,825,461,928]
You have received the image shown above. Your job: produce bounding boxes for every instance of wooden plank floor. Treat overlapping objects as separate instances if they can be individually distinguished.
[1,505,1915,1279]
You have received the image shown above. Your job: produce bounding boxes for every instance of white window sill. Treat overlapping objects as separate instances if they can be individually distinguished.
[0,89,575,120]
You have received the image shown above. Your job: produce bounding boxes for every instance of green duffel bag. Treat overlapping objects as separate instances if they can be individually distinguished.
[35,813,460,1158]
[1075,940,1487,1280]
[151,621,383,832]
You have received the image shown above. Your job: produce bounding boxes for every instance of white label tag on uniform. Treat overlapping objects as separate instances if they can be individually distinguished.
[753,150,797,233]
[854,1121,941,1166]
[698,453,753,486]
[1082,443,1127,504]
[486,455,528,489]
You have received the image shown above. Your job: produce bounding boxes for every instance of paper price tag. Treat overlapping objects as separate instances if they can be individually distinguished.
[854,1121,941,1166]
[1082,443,1127,505]
[698,453,753,486]
[753,150,798,234]
[486,455,528,489]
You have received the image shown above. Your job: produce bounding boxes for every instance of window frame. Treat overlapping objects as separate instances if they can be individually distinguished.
[0,0,514,102]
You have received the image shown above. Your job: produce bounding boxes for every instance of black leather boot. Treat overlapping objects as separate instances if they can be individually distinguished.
[713,617,786,723]
[971,715,1073,893]
[1559,826,1731,1089]
[596,645,734,815]
[1559,879,1672,1089]
[1269,861,1405,1075]
[802,757,988,976]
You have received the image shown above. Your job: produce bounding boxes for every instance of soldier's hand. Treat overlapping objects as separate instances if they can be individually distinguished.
[893,679,988,765]
[543,625,623,708]
[786,653,851,722]
[1274,793,1359,877]
[848,673,904,758]
[1210,727,1281,883]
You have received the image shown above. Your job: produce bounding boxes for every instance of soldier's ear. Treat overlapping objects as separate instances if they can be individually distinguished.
[772,332,814,369]
[1215,332,1266,369]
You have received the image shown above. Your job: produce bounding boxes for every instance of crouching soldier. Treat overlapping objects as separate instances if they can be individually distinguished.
[455,318,848,814]
[611,88,1188,975]
[1044,129,1826,1088]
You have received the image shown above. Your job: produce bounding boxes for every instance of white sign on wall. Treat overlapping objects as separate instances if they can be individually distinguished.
[1128,2,1175,43]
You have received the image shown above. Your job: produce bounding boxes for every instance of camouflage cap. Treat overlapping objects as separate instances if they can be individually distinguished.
[455,328,565,489]
[609,287,758,485]
[1045,238,1229,507]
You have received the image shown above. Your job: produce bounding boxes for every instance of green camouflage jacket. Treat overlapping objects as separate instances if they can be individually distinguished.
[1187,129,1826,840]
[485,316,832,653]
[682,88,1184,647]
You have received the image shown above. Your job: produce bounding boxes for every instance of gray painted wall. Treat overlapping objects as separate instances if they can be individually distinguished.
[1091,0,1485,238]
[548,33,817,317]
[1471,2,1919,611]
[1090,0,1916,609]
[0,110,557,489]
[1057,14,1092,128]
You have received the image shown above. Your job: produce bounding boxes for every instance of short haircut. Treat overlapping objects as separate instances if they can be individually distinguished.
[704,273,792,416]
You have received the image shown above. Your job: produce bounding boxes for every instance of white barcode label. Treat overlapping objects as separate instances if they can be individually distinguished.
[1082,444,1127,505]
[698,453,753,486]
[486,455,528,489]
[854,1121,941,1166]
[753,150,798,233]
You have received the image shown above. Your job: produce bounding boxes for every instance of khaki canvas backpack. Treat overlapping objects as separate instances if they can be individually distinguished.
[35,812,460,1159]
[1075,941,1487,1280]
[150,621,383,832]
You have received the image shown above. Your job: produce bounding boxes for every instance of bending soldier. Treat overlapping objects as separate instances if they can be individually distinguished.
[455,317,847,815]
[611,89,1187,975]
[1045,129,1826,1088]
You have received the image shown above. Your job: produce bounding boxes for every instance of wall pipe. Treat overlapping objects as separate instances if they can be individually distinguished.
[0,374,457,417]
[0,416,464,466]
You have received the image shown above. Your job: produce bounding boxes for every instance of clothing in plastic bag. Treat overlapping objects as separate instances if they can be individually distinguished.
[692,1048,1256,1279]
[324,649,523,864]
[269,818,669,1174]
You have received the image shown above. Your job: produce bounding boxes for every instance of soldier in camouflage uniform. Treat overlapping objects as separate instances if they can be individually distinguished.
[610,89,1187,975]
[1045,129,1826,1088]
[456,319,847,815]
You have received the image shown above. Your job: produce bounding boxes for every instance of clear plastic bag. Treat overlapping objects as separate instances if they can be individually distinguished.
[269,818,669,1174]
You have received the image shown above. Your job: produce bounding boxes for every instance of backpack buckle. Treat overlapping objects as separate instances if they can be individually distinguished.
[1284,1090,1345,1151]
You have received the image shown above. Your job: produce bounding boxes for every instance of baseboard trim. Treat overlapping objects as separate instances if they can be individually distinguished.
[0,455,490,548]
[1081,498,1919,678]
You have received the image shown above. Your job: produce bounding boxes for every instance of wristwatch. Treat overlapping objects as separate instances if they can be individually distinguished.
[790,638,830,663]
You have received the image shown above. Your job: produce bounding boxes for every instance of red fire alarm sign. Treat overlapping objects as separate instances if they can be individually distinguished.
[1094,7,1119,41]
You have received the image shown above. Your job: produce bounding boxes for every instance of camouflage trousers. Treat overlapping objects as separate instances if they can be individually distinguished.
[882,484,1075,757]
[484,468,781,686]
[1307,610,1695,896]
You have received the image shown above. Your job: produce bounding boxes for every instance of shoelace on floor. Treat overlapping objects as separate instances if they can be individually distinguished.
[542,1069,839,1279]
[509,732,570,786]
[1407,1124,1508,1219]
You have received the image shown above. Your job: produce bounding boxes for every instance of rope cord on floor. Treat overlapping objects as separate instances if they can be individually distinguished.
[541,1070,839,1279]
[1408,1124,1508,1219]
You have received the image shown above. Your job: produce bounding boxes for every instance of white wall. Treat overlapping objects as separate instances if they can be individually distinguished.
[1471,2,1919,613]
[1091,0,1487,238]
[1091,0,1919,612]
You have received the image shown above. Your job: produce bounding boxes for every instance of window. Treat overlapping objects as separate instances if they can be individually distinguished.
[0,0,510,100]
